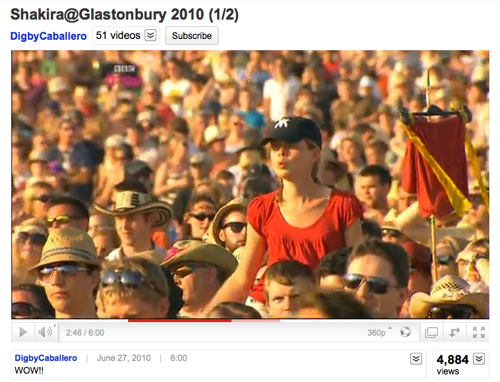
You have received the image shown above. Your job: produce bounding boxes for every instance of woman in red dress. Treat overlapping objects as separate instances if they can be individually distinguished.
[211,116,364,307]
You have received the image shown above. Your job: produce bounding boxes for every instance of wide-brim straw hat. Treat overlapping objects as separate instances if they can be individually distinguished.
[29,227,101,273]
[409,275,489,319]
[94,191,172,228]
[162,241,238,280]
[211,198,249,248]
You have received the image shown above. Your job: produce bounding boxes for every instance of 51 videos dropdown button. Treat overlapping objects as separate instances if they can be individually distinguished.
[144,29,157,41]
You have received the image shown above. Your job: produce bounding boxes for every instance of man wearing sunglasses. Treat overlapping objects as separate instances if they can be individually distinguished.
[46,196,90,232]
[98,257,170,319]
[345,239,410,319]
[29,227,101,319]
[211,198,248,254]
[410,275,488,319]
[162,241,238,318]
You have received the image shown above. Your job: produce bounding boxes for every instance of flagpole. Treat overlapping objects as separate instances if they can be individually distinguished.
[425,69,439,284]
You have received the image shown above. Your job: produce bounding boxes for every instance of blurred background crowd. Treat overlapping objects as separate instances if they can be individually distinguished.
[11,50,489,320]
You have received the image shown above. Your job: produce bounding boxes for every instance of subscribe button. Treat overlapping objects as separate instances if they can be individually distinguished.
[166,27,219,45]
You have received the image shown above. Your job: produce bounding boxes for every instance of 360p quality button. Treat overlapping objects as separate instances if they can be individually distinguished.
[166,27,219,45]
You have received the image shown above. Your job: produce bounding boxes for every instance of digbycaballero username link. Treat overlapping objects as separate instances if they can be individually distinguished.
[11,32,87,43]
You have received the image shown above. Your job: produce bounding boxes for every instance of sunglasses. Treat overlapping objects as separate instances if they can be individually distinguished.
[38,264,90,283]
[344,273,395,295]
[190,212,215,222]
[172,263,208,279]
[46,215,82,228]
[17,232,47,246]
[100,270,164,296]
[32,194,53,203]
[222,222,246,233]
[382,229,402,238]
[428,304,477,319]
[12,302,41,318]
[437,255,454,265]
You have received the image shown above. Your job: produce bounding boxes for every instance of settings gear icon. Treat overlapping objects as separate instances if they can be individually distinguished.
[400,327,411,337]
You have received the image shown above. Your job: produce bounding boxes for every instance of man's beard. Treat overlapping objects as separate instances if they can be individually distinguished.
[226,240,245,253]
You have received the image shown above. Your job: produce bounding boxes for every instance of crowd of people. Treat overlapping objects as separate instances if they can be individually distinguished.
[11,50,489,319]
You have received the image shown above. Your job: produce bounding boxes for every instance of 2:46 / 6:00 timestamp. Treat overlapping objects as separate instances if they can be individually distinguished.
[65,329,105,337]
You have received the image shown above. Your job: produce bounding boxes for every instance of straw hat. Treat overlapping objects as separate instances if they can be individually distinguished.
[409,275,489,319]
[94,191,172,228]
[204,125,227,145]
[162,241,238,280]
[210,198,249,248]
[29,227,101,272]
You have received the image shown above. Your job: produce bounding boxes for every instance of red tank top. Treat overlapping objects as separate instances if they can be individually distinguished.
[247,188,363,303]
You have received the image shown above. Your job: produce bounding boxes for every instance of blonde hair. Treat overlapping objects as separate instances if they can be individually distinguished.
[99,257,169,308]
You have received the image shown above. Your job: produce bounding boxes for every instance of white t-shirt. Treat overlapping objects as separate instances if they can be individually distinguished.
[263,76,300,121]
[160,79,191,99]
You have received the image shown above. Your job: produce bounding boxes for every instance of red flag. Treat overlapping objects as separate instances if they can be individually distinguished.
[401,115,469,219]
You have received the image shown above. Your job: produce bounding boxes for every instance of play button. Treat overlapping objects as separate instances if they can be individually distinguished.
[12,323,34,342]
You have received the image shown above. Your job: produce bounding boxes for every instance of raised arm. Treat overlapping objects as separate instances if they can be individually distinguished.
[206,223,267,309]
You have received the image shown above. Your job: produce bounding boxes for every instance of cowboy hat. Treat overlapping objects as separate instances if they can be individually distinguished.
[162,241,238,281]
[211,198,249,248]
[29,227,101,273]
[409,275,489,319]
[94,191,172,228]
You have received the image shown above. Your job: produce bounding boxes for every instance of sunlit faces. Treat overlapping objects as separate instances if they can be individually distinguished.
[186,201,217,239]
[269,140,319,179]
[345,255,406,319]
[92,232,116,259]
[467,194,488,228]
[115,212,154,246]
[38,262,99,316]
[356,175,389,209]
[397,188,417,213]
[171,262,219,310]
[102,295,169,319]
[46,204,88,231]
[339,139,362,163]
[218,210,247,253]
[265,277,315,318]
[88,214,114,237]
[30,186,54,219]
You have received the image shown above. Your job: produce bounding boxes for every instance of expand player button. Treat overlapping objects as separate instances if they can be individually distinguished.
[166,27,219,45]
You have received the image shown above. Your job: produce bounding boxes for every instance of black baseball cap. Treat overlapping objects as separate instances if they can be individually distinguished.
[261,116,322,148]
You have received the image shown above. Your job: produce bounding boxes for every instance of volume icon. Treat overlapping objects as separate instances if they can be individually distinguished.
[38,326,52,338]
